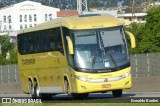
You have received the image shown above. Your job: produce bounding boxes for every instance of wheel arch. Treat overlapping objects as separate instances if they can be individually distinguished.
[33,76,40,87]
[28,76,33,83]
[64,74,72,93]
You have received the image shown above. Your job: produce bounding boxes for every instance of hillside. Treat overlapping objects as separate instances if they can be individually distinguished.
[0,0,152,10]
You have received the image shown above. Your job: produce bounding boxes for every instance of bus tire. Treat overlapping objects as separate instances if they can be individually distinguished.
[64,79,72,98]
[33,80,40,98]
[112,89,122,98]
[28,80,34,95]
[32,81,53,100]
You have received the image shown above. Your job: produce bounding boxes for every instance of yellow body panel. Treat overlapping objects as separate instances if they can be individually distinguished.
[18,14,133,94]
[18,51,68,93]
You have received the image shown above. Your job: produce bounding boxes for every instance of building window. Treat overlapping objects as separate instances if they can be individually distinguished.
[9,25,12,30]
[8,15,11,23]
[34,14,37,21]
[20,25,23,29]
[49,14,52,20]
[20,15,22,22]
[24,15,27,22]
[29,15,32,22]
[45,14,47,21]
[30,24,32,28]
[25,24,27,28]
[4,16,6,23]
[4,25,6,30]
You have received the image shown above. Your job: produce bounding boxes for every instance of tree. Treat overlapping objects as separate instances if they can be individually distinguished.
[141,7,160,52]
[126,7,160,54]
[0,36,13,56]
[0,36,17,65]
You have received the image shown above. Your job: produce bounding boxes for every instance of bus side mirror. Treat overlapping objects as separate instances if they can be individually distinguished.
[125,31,136,48]
[66,36,74,54]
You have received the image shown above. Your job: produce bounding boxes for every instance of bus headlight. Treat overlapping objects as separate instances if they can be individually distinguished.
[74,75,91,82]
[74,75,106,83]
[121,72,131,78]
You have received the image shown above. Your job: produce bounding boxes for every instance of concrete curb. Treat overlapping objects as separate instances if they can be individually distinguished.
[0,83,23,94]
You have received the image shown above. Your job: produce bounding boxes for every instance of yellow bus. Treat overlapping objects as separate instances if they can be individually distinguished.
[17,14,136,99]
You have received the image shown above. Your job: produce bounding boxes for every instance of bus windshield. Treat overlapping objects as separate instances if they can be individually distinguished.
[71,27,129,73]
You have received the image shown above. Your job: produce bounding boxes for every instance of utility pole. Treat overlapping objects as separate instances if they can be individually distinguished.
[0,21,1,54]
[0,43,1,54]
[77,0,88,15]
[131,0,135,23]
[152,0,155,6]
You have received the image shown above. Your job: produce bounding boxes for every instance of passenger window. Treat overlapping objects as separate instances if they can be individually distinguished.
[18,28,63,55]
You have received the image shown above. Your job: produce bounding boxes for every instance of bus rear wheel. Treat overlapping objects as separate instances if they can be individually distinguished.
[31,80,53,99]
[28,80,38,98]
[112,89,122,98]
[28,80,34,95]
[31,80,40,98]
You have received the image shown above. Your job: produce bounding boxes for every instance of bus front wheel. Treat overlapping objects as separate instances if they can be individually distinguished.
[112,89,122,98]
[64,80,72,98]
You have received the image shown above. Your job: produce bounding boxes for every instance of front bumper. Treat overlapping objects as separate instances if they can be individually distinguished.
[74,75,132,93]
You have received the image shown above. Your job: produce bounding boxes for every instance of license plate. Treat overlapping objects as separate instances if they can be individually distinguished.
[102,84,111,88]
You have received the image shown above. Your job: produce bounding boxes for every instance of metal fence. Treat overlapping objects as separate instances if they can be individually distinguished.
[0,64,19,83]
[0,52,160,83]
[130,52,160,77]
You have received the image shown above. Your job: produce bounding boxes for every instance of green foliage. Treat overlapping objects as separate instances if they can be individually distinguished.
[0,35,17,65]
[10,46,18,64]
[0,36,13,56]
[127,7,160,54]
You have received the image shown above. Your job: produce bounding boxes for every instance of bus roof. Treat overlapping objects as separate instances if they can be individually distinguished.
[18,14,121,34]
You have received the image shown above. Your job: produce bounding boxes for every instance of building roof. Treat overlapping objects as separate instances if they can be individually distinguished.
[118,13,147,17]
[57,10,79,17]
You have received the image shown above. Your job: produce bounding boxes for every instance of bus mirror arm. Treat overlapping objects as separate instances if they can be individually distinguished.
[125,31,136,48]
[66,36,74,54]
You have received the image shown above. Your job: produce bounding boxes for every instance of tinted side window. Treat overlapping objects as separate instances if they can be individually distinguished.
[48,28,63,53]
[18,28,63,55]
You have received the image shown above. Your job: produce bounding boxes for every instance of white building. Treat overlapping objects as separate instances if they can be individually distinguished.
[0,0,60,33]
[118,13,147,25]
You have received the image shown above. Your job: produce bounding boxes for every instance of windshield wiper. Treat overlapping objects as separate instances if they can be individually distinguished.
[91,48,98,71]
[99,35,106,65]
[107,50,120,70]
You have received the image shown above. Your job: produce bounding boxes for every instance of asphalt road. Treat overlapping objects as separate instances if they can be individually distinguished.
[0,92,160,97]
[0,92,160,103]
